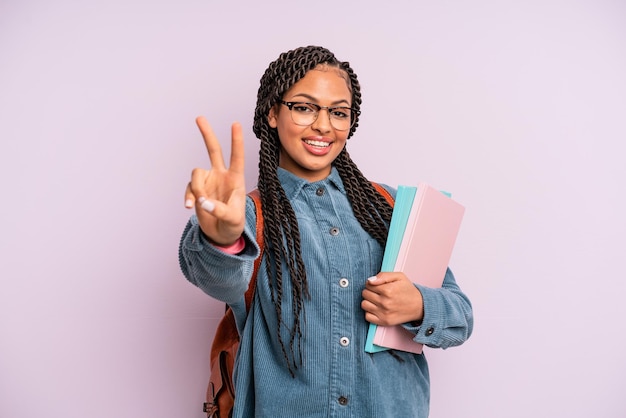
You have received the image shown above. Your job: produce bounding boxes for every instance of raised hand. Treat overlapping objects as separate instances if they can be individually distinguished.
[184,117,247,245]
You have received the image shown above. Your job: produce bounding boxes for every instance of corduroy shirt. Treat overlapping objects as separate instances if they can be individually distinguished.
[179,167,473,418]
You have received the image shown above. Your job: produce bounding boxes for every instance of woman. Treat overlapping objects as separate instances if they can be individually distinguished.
[179,45,473,417]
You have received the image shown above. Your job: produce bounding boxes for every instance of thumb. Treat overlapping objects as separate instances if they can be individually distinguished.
[367,275,386,286]
[367,273,399,286]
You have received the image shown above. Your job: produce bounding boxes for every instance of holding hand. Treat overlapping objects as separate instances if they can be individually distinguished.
[184,117,247,245]
[361,272,424,326]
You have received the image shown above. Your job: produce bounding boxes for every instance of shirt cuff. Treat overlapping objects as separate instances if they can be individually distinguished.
[211,236,246,254]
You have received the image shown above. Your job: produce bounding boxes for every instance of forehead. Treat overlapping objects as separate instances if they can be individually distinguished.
[283,65,352,102]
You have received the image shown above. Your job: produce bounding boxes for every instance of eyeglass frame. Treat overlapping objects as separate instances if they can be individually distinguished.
[279,100,360,131]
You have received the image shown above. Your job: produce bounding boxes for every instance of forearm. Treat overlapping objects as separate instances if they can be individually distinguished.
[178,215,260,304]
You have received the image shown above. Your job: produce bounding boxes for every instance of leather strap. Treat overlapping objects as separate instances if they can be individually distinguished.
[372,182,395,207]
[244,190,263,312]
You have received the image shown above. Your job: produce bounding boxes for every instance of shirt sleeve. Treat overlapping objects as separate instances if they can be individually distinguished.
[403,268,474,349]
[178,198,261,305]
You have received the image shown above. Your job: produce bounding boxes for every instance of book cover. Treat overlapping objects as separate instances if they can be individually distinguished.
[364,182,465,354]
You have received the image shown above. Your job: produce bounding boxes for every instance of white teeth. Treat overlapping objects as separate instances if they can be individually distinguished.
[304,139,330,147]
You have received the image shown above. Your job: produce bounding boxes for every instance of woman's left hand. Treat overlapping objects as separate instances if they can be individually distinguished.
[361,272,424,326]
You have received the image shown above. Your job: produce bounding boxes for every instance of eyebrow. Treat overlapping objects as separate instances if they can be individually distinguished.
[287,93,351,107]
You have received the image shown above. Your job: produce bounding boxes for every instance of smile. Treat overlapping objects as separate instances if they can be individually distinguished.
[303,139,331,148]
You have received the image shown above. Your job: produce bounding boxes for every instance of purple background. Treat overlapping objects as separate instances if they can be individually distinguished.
[2,1,625,417]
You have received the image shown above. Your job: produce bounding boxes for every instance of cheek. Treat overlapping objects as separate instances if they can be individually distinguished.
[335,132,349,145]
[277,119,304,140]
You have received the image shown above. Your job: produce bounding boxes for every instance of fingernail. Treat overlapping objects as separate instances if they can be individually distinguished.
[201,199,215,213]
[185,199,194,208]
[367,276,378,282]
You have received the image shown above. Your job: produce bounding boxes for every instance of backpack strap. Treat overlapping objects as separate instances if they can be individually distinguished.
[371,182,395,207]
[244,189,263,312]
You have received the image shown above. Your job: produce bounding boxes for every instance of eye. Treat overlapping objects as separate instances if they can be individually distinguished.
[292,103,316,114]
[330,107,351,119]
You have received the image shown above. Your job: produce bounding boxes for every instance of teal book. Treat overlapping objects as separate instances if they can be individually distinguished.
[364,183,464,354]
[364,185,418,353]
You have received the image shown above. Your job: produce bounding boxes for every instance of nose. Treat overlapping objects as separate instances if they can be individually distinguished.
[311,108,332,133]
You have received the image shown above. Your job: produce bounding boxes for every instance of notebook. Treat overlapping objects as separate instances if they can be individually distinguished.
[364,182,465,354]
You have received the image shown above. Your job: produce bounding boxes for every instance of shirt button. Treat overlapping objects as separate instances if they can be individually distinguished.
[316,187,325,196]
[425,327,435,336]
[330,227,340,236]
[338,396,348,406]
[340,337,350,347]
[339,278,349,288]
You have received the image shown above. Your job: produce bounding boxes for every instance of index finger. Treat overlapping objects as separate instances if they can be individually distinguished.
[196,116,226,170]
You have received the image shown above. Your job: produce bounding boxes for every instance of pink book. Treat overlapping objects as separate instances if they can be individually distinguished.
[371,182,465,354]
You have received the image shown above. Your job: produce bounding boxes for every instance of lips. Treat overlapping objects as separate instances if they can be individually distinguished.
[302,137,333,156]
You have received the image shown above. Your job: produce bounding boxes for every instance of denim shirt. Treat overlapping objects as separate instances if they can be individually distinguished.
[179,167,473,418]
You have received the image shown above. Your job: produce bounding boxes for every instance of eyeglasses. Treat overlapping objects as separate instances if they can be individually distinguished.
[280,101,360,131]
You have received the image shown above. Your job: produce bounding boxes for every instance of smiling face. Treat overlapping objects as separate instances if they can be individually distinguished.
[268,65,353,182]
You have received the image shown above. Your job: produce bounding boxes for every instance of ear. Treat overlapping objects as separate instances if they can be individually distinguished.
[267,105,278,128]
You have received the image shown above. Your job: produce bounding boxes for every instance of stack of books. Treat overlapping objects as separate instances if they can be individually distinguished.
[364,182,465,354]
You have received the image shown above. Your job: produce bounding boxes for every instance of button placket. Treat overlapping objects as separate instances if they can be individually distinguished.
[314,184,352,412]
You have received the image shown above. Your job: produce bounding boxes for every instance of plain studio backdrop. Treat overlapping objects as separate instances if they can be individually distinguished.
[1,1,625,417]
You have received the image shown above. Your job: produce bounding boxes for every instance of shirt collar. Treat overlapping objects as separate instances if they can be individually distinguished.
[277,166,346,201]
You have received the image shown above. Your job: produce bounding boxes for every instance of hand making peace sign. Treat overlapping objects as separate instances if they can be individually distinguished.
[184,117,247,246]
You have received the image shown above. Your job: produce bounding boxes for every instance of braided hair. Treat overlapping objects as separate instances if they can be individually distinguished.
[252,45,394,376]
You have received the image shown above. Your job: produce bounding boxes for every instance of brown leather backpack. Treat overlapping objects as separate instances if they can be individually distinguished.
[203,189,263,418]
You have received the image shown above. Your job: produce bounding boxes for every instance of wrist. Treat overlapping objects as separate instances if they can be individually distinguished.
[211,235,245,254]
